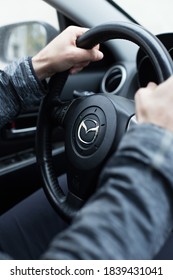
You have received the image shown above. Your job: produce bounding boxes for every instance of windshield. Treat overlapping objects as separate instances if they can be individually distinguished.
[114,0,173,35]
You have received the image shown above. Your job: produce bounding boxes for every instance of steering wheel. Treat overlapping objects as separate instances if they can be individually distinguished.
[36,22,173,222]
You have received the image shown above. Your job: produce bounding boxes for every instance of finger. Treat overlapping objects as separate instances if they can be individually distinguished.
[77,48,104,62]
[135,88,151,122]
[70,61,90,74]
[73,61,90,68]
[146,82,157,90]
[70,67,84,74]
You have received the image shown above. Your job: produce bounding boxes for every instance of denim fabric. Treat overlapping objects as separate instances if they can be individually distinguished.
[43,124,173,259]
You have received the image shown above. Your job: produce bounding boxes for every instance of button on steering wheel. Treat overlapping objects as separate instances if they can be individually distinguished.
[36,22,173,222]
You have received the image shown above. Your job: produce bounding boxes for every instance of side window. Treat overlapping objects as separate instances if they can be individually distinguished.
[0,0,59,68]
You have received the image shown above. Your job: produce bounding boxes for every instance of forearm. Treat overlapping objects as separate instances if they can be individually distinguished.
[0,57,46,128]
[43,124,173,259]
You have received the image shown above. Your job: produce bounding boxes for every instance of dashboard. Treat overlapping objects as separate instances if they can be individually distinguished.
[137,33,173,86]
[1,24,173,215]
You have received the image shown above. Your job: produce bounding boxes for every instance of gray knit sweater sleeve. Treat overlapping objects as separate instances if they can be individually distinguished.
[43,124,173,260]
[0,57,47,128]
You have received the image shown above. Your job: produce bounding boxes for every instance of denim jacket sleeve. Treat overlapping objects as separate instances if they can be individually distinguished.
[43,124,173,259]
[0,57,46,128]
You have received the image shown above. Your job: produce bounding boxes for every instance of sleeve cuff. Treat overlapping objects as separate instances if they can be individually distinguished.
[4,57,47,112]
[28,57,48,94]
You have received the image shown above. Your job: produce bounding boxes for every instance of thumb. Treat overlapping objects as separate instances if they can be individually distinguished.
[146,82,157,90]
[77,47,104,62]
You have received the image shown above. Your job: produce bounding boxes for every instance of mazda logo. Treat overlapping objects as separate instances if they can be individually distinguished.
[78,118,99,145]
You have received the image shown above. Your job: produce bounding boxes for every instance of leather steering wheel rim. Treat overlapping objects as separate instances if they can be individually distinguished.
[36,22,173,222]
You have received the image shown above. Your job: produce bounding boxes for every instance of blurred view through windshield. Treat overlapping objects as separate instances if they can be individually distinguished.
[114,0,173,34]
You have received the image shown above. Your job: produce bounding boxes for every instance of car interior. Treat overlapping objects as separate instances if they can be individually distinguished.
[0,0,173,259]
[0,0,140,213]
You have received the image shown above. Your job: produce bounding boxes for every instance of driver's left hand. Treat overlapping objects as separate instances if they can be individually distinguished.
[32,26,104,80]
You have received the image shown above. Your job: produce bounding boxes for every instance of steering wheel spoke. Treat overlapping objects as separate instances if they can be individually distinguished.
[36,22,173,222]
[51,99,72,127]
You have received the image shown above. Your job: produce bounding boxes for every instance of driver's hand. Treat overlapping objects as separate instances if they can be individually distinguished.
[32,26,104,80]
[135,76,173,133]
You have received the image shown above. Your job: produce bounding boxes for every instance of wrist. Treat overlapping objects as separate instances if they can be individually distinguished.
[32,53,55,80]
